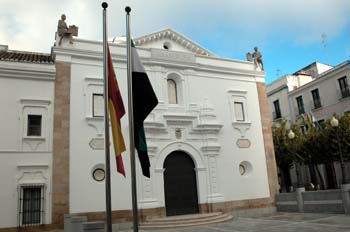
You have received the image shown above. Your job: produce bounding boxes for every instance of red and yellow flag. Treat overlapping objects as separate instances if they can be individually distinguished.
[108,46,126,176]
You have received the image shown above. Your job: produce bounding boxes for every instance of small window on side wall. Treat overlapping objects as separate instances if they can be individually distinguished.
[93,94,104,117]
[27,115,42,136]
[167,79,177,104]
[234,102,245,121]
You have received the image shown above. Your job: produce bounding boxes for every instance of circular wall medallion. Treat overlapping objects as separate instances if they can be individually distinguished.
[92,168,105,182]
[239,164,246,175]
[238,161,253,177]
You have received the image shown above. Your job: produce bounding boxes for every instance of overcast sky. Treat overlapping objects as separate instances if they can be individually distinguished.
[0,0,349,83]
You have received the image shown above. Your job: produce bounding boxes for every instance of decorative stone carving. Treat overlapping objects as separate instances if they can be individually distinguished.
[89,138,104,150]
[134,28,212,56]
[236,138,251,148]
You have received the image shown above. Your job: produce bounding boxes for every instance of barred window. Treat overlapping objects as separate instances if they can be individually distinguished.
[27,115,42,136]
[19,185,44,226]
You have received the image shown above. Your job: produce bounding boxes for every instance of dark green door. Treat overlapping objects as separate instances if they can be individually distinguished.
[164,151,199,216]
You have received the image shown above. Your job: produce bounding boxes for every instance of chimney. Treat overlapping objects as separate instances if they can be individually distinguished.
[0,45,8,51]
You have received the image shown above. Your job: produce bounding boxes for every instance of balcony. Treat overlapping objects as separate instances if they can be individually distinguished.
[294,107,305,116]
[312,99,322,109]
[340,87,350,99]
[273,111,282,120]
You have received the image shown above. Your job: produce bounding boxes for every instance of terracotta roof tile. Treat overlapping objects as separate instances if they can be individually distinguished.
[0,50,54,64]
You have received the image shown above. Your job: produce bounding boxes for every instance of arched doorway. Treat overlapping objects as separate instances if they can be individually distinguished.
[163,151,199,216]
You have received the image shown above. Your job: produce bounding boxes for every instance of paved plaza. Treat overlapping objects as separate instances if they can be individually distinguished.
[122,213,350,232]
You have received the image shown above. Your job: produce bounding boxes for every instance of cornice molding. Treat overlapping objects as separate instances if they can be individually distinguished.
[134,28,213,56]
[0,63,55,81]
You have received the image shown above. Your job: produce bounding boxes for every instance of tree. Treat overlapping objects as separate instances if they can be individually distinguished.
[272,120,294,192]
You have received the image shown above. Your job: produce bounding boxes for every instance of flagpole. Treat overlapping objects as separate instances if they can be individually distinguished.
[102,2,113,232]
[125,6,139,232]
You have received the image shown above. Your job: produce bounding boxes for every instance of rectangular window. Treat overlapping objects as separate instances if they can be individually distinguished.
[27,115,42,136]
[296,96,305,115]
[273,100,281,119]
[338,76,350,98]
[92,94,104,117]
[311,89,322,109]
[234,102,245,121]
[19,186,44,226]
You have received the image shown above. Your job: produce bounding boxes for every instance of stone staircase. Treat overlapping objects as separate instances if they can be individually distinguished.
[139,212,233,230]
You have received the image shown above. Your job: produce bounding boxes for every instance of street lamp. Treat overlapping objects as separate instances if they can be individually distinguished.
[288,130,303,188]
[331,116,347,184]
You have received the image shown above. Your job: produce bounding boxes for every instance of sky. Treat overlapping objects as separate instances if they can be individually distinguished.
[0,0,349,84]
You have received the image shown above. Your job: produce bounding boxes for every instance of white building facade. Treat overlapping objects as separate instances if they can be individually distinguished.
[0,29,278,230]
[0,45,55,228]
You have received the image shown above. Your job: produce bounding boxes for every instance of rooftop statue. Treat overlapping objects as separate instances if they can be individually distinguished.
[252,47,264,71]
[57,14,78,45]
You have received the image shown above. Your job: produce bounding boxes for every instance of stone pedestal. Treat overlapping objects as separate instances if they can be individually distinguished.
[341,184,350,214]
[64,214,72,232]
[296,187,305,213]
[83,221,105,232]
[71,216,88,232]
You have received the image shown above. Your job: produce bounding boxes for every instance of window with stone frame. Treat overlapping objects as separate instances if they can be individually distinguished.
[27,115,42,136]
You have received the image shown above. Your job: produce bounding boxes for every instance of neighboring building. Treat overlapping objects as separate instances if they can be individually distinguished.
[267,60,350,190]
[0,28,278,230]
[289,61,350,123]
[0,45,55,228]
[267,73,313,123]
[267,62,333,124]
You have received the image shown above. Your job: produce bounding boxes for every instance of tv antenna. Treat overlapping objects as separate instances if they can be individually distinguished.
[321,33,329,63]
[276,68,281,77]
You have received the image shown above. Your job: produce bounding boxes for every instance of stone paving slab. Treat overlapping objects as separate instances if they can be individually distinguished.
[116,213,350,232]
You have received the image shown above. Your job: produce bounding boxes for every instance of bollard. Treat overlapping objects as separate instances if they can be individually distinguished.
[83,221,105,232]
[341,184,350,214]
[296,187,305,213]
[64,214,73,232]
[71,216,88,232]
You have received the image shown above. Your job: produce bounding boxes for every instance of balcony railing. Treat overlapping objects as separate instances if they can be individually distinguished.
[340,87,350,99]
[313,99,322,109]
[273,111,282,120]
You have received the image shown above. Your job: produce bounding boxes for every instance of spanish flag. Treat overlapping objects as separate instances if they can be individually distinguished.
[108,46,126,176]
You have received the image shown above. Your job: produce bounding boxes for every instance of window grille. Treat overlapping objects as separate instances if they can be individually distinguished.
[19,185,44,226]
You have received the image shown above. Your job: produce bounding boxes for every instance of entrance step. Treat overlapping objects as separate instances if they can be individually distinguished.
[140,212,233,229]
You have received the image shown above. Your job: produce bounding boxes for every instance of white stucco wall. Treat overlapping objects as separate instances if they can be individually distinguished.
[0,61,55,228]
